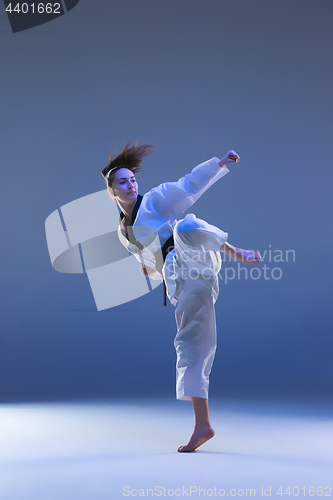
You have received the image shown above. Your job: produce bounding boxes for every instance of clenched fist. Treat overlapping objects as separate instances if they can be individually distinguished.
[140,265,163,281]
[218,150,240,167]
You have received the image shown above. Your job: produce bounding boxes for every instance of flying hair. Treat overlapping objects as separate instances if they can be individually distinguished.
[101,141,154,188]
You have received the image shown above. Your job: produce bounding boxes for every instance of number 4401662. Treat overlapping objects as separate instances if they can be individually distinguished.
[277,486,331,496]
[5,3,61,14]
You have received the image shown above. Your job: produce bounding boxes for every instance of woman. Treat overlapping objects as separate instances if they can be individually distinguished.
[102,142,261,452]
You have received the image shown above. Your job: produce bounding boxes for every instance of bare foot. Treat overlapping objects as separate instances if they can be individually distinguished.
[234,249,261,264]
[178,426,215,452]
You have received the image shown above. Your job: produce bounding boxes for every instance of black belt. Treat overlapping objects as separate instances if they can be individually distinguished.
[157,235,175,306]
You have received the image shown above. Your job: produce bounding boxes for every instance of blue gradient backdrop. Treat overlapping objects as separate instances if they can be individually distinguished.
[1,0,332,402]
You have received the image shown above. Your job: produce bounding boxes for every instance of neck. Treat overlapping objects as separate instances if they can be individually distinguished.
[118,200,136,223]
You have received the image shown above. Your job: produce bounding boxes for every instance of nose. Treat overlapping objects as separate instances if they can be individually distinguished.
[127,181,136,192]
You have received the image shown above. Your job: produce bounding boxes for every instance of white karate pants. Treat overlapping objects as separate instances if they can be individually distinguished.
[164,214,228,401]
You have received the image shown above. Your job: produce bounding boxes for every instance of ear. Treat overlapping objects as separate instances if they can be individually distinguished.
[108,187,115,199]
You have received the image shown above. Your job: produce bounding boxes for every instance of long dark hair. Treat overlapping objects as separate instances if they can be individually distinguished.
[101,141,154,188]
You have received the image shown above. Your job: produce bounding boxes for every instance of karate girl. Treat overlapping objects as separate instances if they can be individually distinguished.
[102,142,261,452]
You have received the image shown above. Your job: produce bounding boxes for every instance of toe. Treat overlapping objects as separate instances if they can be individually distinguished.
[178,445,191,452]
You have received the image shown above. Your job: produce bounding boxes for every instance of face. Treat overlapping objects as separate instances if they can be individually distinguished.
[108,168,138,205]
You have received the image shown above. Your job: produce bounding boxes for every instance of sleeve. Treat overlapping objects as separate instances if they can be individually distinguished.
[143,157,229,223]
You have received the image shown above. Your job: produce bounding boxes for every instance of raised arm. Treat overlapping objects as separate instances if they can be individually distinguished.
[141,150,240,224]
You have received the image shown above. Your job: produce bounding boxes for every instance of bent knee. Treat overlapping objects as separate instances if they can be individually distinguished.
[175,214,204,241]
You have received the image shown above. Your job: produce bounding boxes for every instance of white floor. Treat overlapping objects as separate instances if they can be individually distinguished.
[0,399,332,500]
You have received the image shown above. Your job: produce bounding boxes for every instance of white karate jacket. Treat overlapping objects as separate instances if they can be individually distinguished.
[118,157,229,273]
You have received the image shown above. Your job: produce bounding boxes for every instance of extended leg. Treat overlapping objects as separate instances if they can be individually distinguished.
[178,397,215,452]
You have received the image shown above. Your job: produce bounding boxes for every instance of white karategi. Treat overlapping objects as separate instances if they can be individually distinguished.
[118,157,229,401]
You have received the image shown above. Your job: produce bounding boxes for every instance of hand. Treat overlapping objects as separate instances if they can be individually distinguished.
[140,264,149,277]
[140,265,163,280]
[219,150,240,167]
